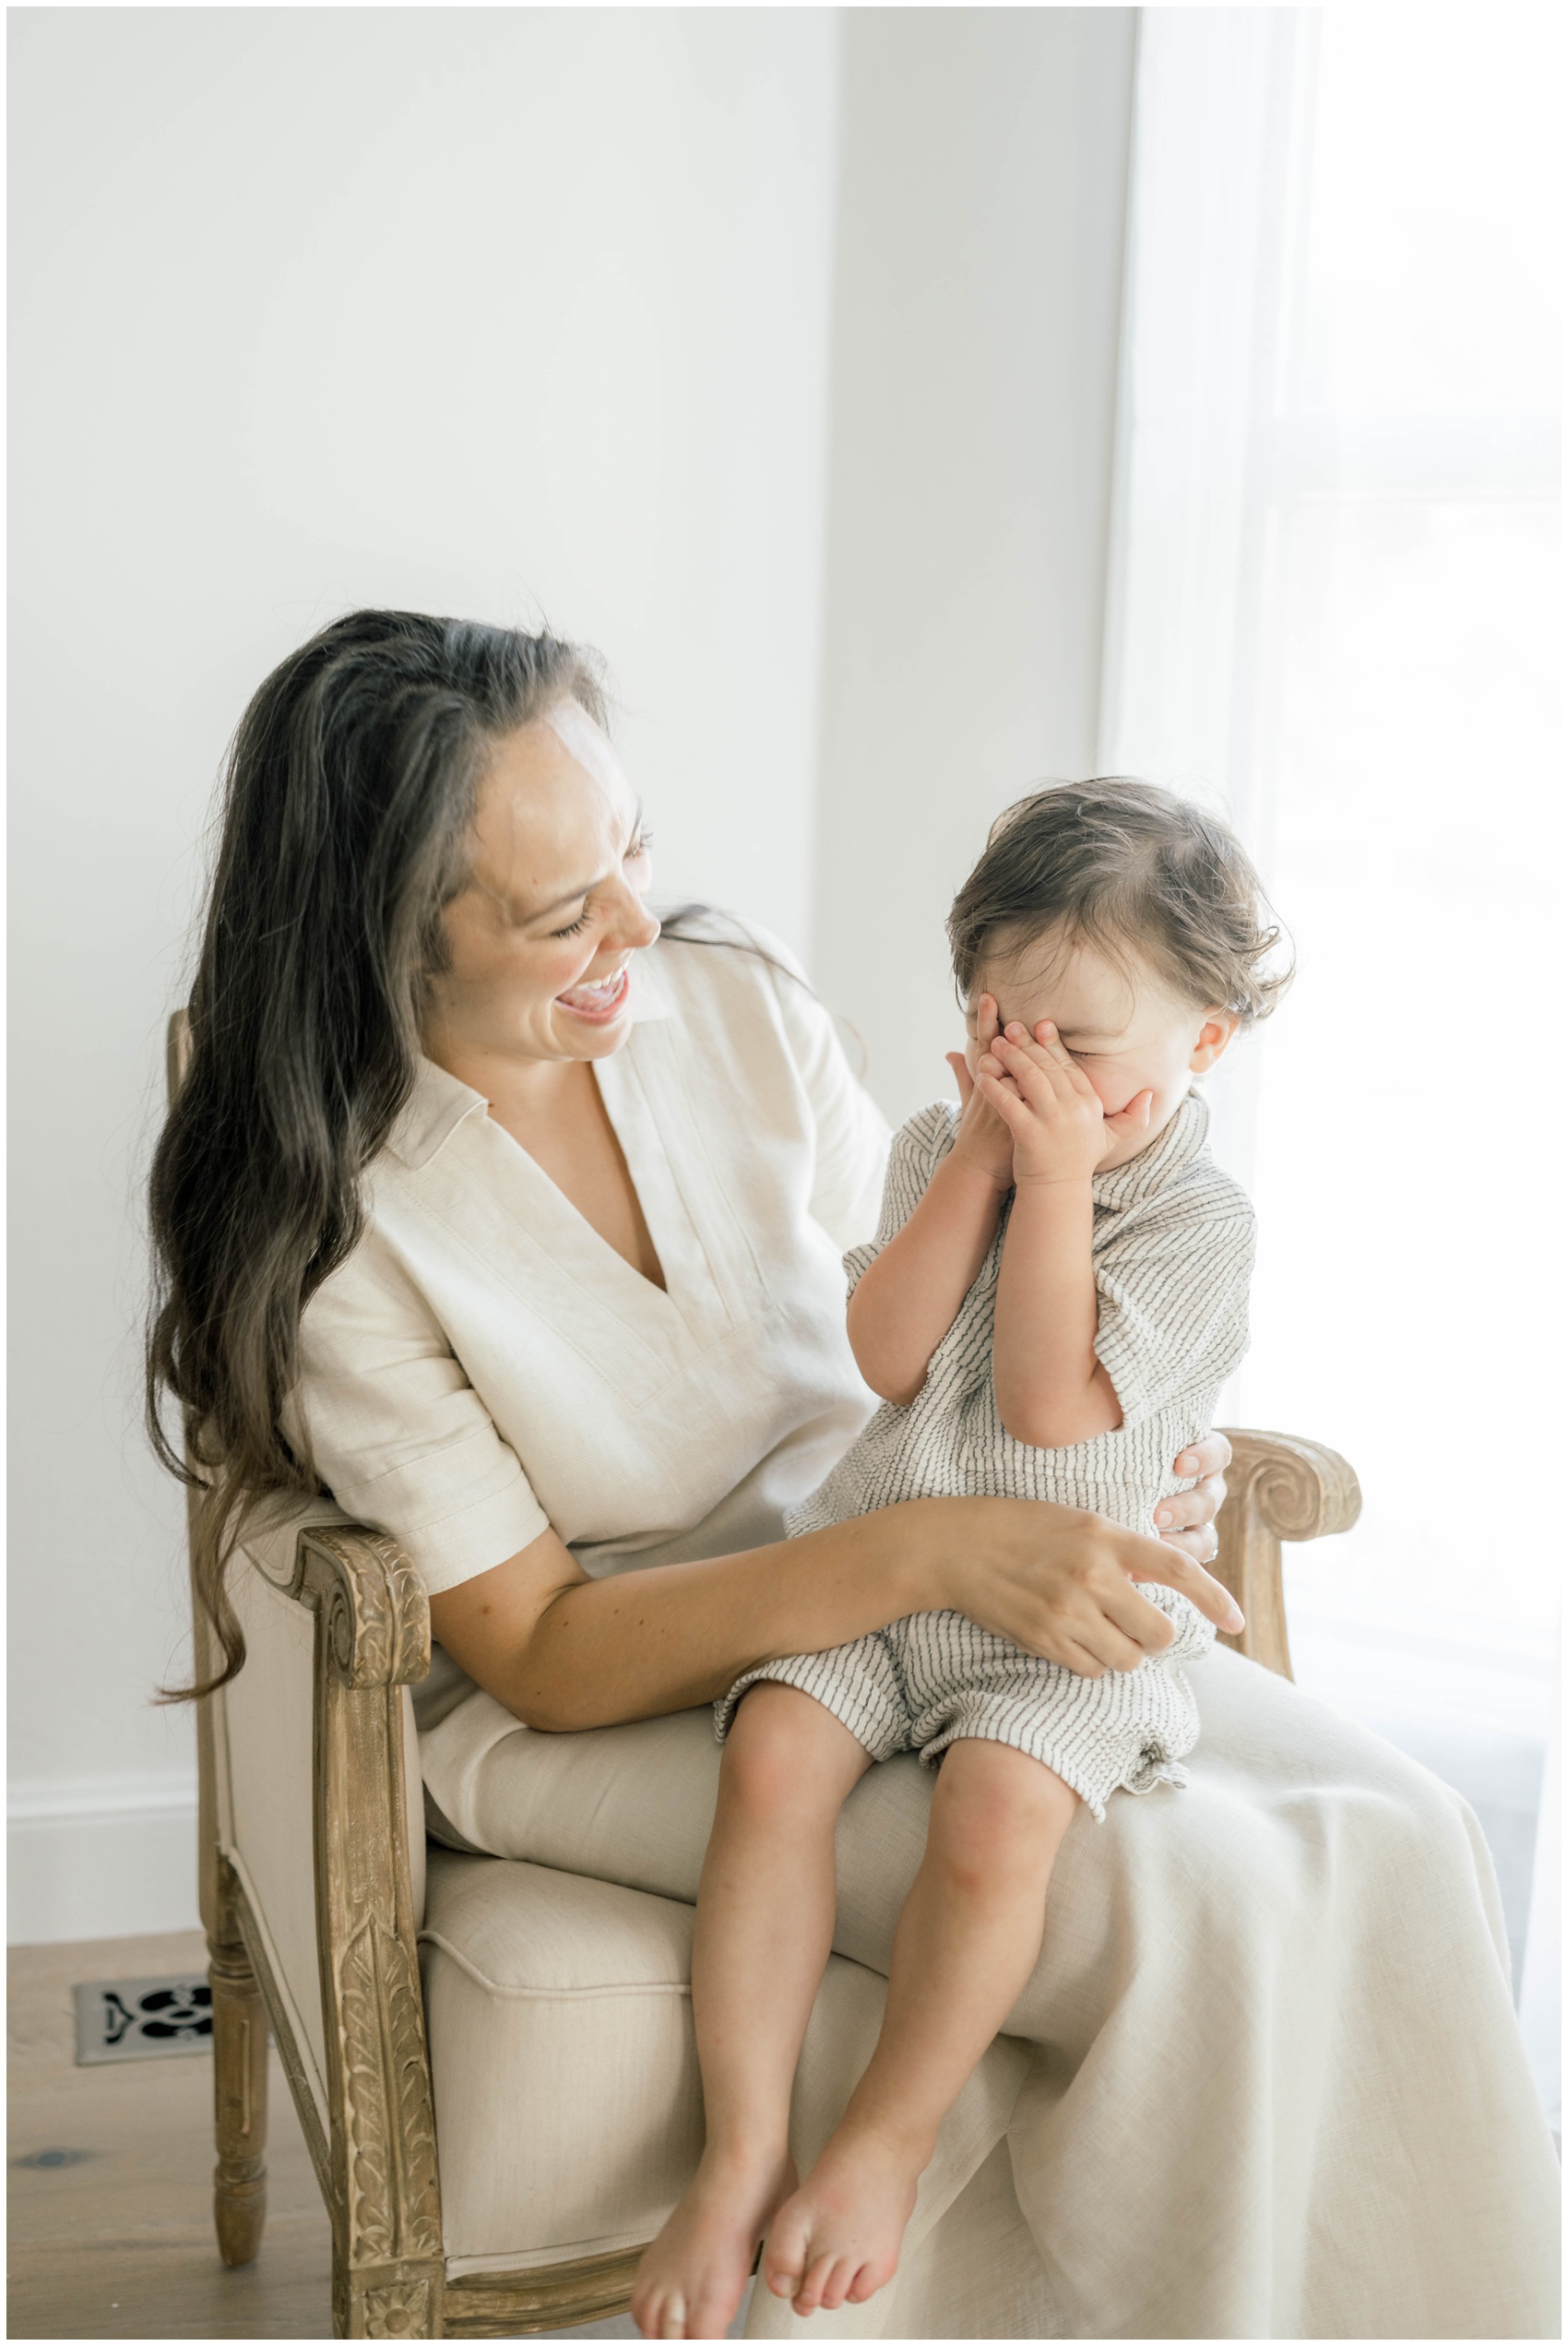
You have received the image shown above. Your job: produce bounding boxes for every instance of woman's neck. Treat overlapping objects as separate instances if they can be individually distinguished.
[425,1031,597,1144]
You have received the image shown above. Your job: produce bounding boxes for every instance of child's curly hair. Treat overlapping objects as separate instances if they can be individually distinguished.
[946,778,1291,1026]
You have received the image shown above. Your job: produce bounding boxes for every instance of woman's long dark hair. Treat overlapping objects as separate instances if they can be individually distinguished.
[148,610,605,1697]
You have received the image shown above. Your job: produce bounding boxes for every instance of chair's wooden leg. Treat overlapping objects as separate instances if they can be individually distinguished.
[209,1873,268,2267]
[337,2267,443,2337]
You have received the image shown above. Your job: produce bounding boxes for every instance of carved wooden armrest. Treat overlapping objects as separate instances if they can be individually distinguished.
[285,1524,444,2336]
[1211,1428,1362,1679]
[291,1523,433,1690]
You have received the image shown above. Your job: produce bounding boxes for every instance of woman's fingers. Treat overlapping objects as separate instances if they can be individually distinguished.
[1086,1570,1177,1652]
[1121,1533,1243,1634]
[1052,1637,1109,1678]
[945,1050,976,1109]
[1153,1476,1224,1535]
[1176,1429,1233,1483]
[1158,1522,1220,1567]
[1059,1609,1153,1673]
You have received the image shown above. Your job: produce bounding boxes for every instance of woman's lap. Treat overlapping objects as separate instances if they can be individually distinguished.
[421,1644,1498,2001]
[420,1647,1561,2336]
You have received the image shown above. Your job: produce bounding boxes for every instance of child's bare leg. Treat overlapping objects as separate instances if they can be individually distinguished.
[764,1739,1078,2319]
[632,1683,872,2341]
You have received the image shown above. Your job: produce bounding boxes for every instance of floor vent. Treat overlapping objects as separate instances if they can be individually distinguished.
[73,1973,212,2066]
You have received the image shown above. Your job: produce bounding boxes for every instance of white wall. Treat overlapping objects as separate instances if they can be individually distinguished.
[8,6,1138,1943]
[7,6,842,1940]
[813,10,1137,1122]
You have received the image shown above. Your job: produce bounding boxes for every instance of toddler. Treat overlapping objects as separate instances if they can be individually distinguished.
[633,780,1286,2340]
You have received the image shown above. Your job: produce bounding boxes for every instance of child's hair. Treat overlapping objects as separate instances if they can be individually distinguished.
[946,778,1290,1025]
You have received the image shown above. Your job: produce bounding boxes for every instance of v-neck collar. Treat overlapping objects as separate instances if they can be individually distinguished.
[382,946,759,1351]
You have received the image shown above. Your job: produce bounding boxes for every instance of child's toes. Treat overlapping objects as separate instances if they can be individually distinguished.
[763,2218,808,2301]
[649,2289,687,2339]
[817,2256,860,2312]
[791,2252,837,2317]
[687,2284,733,2340]
[847,2255,895,2304]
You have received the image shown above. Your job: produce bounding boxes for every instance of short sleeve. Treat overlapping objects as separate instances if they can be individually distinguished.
[731,918,891,1251]
[1092,1173,1256,1427]
[291,1234,550,1596]
[843,1101,958,1296]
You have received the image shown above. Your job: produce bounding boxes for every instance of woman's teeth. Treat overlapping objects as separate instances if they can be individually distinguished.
[556,967,629,1017]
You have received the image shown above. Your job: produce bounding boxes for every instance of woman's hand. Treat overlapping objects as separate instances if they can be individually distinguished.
[1153,1430,1231,1568]
[918,1490,1243,1677]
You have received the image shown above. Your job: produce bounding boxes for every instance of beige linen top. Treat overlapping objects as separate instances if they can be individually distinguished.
[289,925,890,1597]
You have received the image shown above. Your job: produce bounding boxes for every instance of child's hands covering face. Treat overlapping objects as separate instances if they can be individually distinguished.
[946,994,1016,1191]
[978,1022,1154,1185]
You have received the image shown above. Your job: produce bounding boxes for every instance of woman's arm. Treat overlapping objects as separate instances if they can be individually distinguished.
[427,1493,1246,1733]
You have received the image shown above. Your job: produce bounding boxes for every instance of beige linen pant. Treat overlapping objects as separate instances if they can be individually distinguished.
[421,1646,1561,2340]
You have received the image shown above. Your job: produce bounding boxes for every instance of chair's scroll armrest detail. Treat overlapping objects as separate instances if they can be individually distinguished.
[1213,1428,1362,1680]
[294,1525,433,1691]
[290,1523,445,2337]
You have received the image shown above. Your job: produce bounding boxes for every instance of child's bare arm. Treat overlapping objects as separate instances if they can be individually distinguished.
[847,994,1015,1404]
[992,1177,1122,1444]
[849,1151,1007,1402]
[977,1024,1152,1448]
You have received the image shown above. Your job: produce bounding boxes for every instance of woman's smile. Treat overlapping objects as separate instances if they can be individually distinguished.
[555,964,632,1023]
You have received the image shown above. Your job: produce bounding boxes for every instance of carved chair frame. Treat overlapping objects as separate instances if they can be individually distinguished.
[194,1432,1360,2338]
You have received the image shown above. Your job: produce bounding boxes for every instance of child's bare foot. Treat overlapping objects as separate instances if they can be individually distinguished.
[633,2145,797,2340]
[761,2121,924,2318]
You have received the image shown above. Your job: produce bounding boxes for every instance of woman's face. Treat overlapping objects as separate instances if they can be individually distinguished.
[423,698,659,1069]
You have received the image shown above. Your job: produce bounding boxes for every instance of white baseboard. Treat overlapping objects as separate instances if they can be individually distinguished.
[8,1773,200,1945]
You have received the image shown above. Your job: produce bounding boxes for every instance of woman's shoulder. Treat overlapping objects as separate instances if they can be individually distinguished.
[646,908,810,1003]
[641,909,828,1056]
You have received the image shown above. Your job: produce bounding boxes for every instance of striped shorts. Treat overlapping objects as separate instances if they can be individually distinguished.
[714,1602,1214,1822]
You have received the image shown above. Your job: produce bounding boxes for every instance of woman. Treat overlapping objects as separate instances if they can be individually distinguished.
[150,612,1558,2340]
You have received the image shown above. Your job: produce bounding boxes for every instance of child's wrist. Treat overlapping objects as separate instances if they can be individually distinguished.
[940,1146,1012,1199]
[1012,1167,1095,1194]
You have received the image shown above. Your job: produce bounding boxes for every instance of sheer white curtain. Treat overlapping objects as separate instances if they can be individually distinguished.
[1100,6,1561,2102]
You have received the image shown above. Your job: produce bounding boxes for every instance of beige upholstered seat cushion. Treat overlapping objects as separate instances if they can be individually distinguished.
[419,1852,704,2272]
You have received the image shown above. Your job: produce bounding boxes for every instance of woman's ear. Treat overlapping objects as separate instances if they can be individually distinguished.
[1189,1010,1241,1074]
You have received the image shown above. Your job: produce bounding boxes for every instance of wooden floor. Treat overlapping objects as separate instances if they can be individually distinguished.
[7,1931,643,2340]
[9,1929,334,2339]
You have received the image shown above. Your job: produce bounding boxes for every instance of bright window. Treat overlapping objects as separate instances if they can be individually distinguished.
[1102,10,1561,1754]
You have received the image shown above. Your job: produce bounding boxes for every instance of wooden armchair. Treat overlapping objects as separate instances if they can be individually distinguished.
[194,1446,1360,2338]
[172,1024,1362,2339]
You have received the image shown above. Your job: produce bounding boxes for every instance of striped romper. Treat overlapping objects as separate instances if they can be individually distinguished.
[716,1090,1255,1819]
